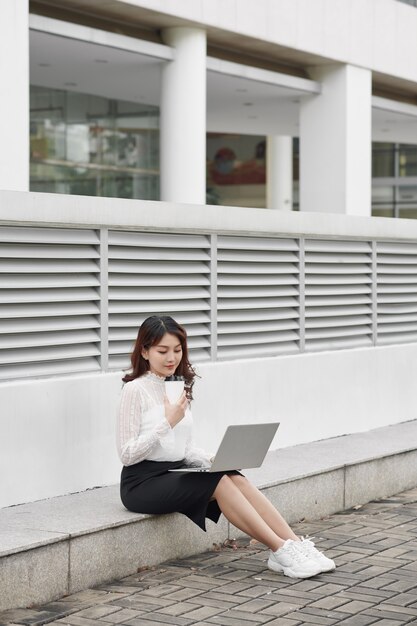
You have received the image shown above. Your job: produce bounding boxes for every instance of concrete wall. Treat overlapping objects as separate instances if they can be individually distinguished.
[2,342,417,509]
[2,191,417,508]
[122,0,417,85]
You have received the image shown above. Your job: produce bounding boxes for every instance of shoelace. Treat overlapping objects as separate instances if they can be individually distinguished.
[282,541,310,563]
[299,537,321,556]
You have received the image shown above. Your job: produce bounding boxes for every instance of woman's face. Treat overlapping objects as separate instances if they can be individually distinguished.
[143,332,183,379]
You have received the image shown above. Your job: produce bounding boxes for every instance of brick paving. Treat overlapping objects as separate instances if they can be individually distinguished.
[2,487,417,626]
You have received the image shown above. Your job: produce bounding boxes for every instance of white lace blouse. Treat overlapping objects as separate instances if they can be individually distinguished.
[117,371,212,467]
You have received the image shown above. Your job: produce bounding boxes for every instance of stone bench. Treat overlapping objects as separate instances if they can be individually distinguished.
[1,419,417,612]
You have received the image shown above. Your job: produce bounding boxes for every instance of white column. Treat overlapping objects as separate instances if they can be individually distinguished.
[160,27,206,204]
[267,135,293,210]
[0,0,29,191]
[300,64,371,215]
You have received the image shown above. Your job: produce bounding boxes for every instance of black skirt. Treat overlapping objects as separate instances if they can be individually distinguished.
[120,459,242,531]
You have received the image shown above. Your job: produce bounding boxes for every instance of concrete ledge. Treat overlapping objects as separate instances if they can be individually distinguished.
[1,420,417,611]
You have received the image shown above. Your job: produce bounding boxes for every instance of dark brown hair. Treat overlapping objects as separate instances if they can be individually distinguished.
[122,315,197,397]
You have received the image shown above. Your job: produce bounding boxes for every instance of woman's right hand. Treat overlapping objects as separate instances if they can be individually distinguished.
[164,391,188,428]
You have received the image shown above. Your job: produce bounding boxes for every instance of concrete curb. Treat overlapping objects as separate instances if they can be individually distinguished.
[1,421,417,611]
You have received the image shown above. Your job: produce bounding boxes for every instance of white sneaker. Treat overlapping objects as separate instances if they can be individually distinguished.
[268,539,322,578]
[297,537,336,572]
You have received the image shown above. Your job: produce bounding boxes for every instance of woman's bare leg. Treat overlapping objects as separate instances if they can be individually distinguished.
[229,475,299,542]
[212,475,285,551]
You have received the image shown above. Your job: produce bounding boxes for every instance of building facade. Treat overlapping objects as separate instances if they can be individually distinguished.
[1,0,417,508]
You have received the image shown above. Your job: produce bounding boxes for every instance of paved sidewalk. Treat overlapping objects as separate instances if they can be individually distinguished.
[2,487,417,626]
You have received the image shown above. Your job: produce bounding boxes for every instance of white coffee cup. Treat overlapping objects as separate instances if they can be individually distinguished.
[165,379,184,404]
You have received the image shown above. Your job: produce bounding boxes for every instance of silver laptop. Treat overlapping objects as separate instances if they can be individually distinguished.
[169,422,279,473]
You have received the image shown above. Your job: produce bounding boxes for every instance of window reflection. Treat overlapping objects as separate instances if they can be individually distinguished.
[30,86,159,200]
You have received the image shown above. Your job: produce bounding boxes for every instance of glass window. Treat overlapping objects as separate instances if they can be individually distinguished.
[399,207,417,219]
[398,185,417,202]
[399,144,417,177]
[372,142,395,178]
[206,133,267,207]
[30,86,160,200]
[372,185,394,203]
[372,206,395,218]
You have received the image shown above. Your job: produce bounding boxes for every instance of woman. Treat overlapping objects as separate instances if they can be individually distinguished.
[117,315,335,579]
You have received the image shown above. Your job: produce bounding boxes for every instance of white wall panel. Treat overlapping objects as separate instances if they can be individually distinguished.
[2,343,417,508]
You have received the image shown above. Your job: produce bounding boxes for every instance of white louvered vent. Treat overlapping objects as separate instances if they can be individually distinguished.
[216,236,300,360]
[0,226,100,380]
[108,231,211,370]
[376,241,417,345]
[304,239,373,351]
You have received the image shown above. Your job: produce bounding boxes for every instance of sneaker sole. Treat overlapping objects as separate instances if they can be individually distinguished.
[267,558,321,579]
[318,561,336,573]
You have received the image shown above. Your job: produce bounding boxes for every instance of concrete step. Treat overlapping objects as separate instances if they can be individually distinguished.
[1,420,417,612]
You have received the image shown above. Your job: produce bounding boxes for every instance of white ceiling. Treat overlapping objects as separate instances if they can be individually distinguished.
[30,29,417,143]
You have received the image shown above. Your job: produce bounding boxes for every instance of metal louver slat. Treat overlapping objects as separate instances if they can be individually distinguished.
[0,329,99,350]
[0,226,100,379]
[109,286,209,300]
[109,299,210,314]
[219,275,298,286]
[110,246,209,261]
[378,303,417,313]
[109,231,208,249]
[108,231,211,366]
[305,305,371,318]
[109,335,211,355]
[377,242,417,345]
[0,316,100,334]
[377,241,417,347]
[218,330,298,346]
[377,265,417,274]
[218,296,298,310]
[0,302,99,318]
[377,331,417,345]
[111,274,210,286]
[218,251,298,262]
[218,308,298,322]
[306,274,371,284]
[0,259,98,273]
[378,281,417,289]
[306,284,371,295]
[0,343,100,365]
[217,235,298,251]
[378,293,417,303]
[378,322,417,333]
[218,320,298,334]
[0,287,99,303]
[218,262,298,274]
[218,285,297,296]
[306,325,371,339]
[1,243,99,258]
[0,226,99,244]
[110,323,210,341]
[0,274,99,288]
[379,313,417,324]
[306,295,371,306]
[304,239,373,351]
[109,311,210,327]
[218,342,299,360]
[306,315,372,329]
[110,259,208,274]
[217,236,300,359]
[0,358,99,381]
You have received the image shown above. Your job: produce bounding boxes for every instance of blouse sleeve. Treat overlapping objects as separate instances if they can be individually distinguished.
[184,418,214,467]
[117,382,174,466]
